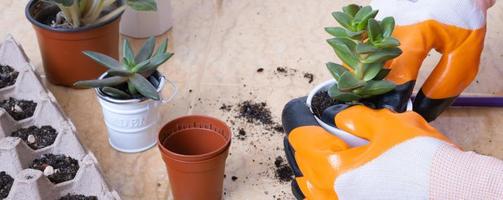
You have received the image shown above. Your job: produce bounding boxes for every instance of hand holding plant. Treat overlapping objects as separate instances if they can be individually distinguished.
[74,37,173,100]
[325,4,402,103]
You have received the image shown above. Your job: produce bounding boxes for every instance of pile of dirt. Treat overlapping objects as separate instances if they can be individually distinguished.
[30,154,79,184]
[303,72,314,84]
[59,194,97,200]
[0,65,19,89]
[0,97,37,121]
[237,101,274,125]
[0,171,13,199]
[11,125,58,150]
[274,156,293,183]
[237,129,247,141]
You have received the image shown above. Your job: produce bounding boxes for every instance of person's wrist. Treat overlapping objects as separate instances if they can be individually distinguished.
[429,144,503,199]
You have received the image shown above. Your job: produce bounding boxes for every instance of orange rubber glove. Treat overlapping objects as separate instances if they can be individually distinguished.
[369,0,495,121]
[282,97,503,199]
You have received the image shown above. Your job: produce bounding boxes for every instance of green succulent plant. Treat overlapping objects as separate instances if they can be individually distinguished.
[42,0,157,28]
[325,4,402,103]
[74,37,173,100]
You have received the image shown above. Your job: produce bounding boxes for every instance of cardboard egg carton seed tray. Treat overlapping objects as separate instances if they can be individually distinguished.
[0,35,120,200]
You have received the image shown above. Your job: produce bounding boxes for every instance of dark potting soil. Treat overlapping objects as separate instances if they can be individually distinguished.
[256,68,264,73]
[11,125,58,150]
[303,73,314,84]
[0,97,37,121]
[238,101,274,125]
[0,171,13,199]
[220,104,233,112]
[59,194,98,200]
[0,65,19,89]
[237,128,247,141]
[30,154,79,184]
[274,156,293,183]
[311,90,339,118]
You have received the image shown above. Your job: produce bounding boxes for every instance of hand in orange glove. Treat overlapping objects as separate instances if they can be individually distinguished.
[369,0,495,121]
[282,97,503,199]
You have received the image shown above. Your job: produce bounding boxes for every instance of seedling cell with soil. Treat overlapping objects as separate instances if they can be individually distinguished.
[0,97,37,121]
[29,154,79,184]
[11,125,58,150]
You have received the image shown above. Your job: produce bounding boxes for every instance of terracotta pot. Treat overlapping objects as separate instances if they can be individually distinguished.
[158,115,232,200]
[25,0,124,87]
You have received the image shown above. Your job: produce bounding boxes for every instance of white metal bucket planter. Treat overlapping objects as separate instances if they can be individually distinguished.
[96,73,177,153]
[119,0,174,38]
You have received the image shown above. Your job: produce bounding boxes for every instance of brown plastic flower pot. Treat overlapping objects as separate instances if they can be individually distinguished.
[158,115,232,200]
[25,0,123,87]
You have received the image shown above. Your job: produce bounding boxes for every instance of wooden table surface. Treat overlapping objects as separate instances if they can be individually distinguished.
[1,0,503,199]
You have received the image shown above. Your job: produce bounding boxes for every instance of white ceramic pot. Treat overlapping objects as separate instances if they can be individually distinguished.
[119,0,174,38]
[306,79,413,147]
[96,73,177,153]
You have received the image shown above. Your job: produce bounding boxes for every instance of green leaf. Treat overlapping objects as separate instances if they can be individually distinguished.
[83,51,123,70]
[356,43,379,54]
[325,27,363,39]
[343,4,361,17]
[327,38,358,68]
[107,69,133,76]
[332,11,353,30]
[367,18,383,43]
[122,39,135,65]
[73,76,128,88]
[363,62,384,81]
[131,59,151,73]
[338,72,365,91]
[375,37,400,48]
[373,68,391,80]
[328,85,362,102]
[155,39,168,56]
[127,0,157,11]
[353,6,378,31]
[357,80,396,96]
[380,17,395,37]
[326,62,349,81]
[102,87,132,99]
[129,74,160,100]
[128,81,139,96]
[135,36,156,64]
[137,52,173,73]
[363,47,402,63]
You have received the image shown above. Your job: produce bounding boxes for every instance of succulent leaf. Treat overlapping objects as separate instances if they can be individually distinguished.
[83,51,124,70]
[327,38,358,68]
[73,76,128,88]
[155,39,168,56]
[353,6,378,31]
[107,69,133,76]
[356,43,379,54]
[363,62,384,81]
[102,87,132,99]
[137,52,174,74]
[128,81,139,96]
[375,37,400,48]
[42,0,75,7]
[342,4,361,17]
[326,62,349,81]
[332,12,353,30]
[367,18,383,43]
[127,0,157,11]
[338,72,365,91]
[135,36,156,64]
[380,17,395,37]
[363,47,402,63]
[329,86,362,102]
[123,39,135,66]
[130,74,160,100]
[356,80,395,96]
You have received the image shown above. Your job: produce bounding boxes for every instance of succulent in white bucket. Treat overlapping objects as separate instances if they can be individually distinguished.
[75,37,177,153]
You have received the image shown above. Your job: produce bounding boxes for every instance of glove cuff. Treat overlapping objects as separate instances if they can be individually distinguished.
[430,144,503,199]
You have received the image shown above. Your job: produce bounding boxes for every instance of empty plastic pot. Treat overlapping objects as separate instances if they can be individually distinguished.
[158,115,232,200]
